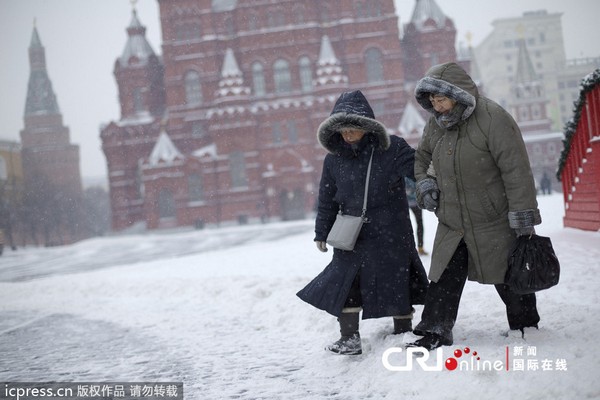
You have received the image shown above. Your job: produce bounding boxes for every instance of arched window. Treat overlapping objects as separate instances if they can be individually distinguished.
[224,17,235,36]
[320,4,331,22]
[519,106,530,121]
[230,151,248,188]
[174,22,201,41]
[299,56,313,92]
[184,70,202,105]
[354,2,365,17]
[293,6,306,24]
[191,121,205,137]
[274,59,292,93]
[354,0,382,18]
[272,122,283,144]
[158,188,176,218]
[132,87,144,113]
[365,48,384,83]
[267,10,284,28]
[287,121,298,143]
[248,12,259,30]
[188,173,204,202]
[367,1,382,17]
[531,104,541,119]
[252,62,266,96]
[267,9,285,28]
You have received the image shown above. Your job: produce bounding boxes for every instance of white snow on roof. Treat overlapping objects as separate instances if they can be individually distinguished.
[116,111,155,127]
[398,102,426,137]
[317,35,338,66]
[216,48,250,98]
[314,35,348,87]
[410,0,448,30]
[212,0,237,12]
[192,143,218,159]
[119,11,156,66]
[221,48,241,78]
[148,130,183,166]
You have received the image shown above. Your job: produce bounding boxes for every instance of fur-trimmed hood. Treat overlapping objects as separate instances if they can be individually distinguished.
[414,62,479,124]
[317,90,390,154]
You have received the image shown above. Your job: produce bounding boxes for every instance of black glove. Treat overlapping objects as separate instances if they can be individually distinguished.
[508,210,541,238]
[416,178,439,212]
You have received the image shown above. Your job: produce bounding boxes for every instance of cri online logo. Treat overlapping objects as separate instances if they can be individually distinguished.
[382,346,507,372]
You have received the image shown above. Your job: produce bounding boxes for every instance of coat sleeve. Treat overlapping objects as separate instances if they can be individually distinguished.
[415,118,436,182]
[486,104,541,223]
[392,136,416,181]
[314,155,339,241]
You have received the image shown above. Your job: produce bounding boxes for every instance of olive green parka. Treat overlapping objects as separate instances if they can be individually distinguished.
[414,62,541,284]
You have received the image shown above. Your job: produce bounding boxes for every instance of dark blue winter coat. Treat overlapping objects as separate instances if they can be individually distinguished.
[297,91,428,319]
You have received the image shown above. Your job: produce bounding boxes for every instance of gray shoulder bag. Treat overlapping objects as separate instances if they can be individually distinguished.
[326,148,374,251]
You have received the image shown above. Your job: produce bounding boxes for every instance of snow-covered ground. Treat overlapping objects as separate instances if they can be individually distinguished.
[1,193,598,400]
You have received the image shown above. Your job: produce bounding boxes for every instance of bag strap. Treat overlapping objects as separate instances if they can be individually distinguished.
[361,147,375,218]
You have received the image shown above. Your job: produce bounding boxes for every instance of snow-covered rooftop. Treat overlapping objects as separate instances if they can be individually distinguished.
[148,130,183,166]
[119,10,156,66]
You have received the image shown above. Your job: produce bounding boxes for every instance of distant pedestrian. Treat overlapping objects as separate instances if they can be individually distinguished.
[540,172,552,195]
[405,177,428,255]
[297,90,428,355]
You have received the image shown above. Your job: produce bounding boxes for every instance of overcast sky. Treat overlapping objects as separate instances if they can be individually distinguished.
[1,0,599,183]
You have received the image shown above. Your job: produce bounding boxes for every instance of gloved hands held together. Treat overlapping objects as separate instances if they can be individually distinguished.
[416,178,439,212]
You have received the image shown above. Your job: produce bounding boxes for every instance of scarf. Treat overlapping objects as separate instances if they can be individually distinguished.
[434,103,468,129]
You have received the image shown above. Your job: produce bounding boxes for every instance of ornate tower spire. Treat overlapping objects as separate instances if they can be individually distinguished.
[402,0,457,82]
[314,35,348,88]
[216,48,250,99]
[24,24,60,116]
[409,0,449,30]
[20,24,84,245]
[114,8,165,120]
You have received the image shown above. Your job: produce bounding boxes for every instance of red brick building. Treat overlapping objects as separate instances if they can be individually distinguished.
[101,0,457,231]
[401,0,458,83]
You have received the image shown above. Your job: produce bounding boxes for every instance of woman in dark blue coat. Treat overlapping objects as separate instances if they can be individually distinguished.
[297,90,428,355]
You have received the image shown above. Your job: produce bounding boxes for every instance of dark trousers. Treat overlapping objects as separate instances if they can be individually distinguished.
[410,206,424,248]
[414,241,540,342]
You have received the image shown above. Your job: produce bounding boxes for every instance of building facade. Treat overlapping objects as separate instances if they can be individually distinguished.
[101,0,457,231]
[0,139,23,251]
[474,10,599,132]
[557,57,600,127]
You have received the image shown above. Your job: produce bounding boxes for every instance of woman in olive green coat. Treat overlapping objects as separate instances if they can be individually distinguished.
[408,62,542,350]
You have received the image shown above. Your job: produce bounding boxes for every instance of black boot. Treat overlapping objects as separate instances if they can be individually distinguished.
[326,312,362,355]
[393,318,412,334]
[407,333,452,350]
[393,308,414,334]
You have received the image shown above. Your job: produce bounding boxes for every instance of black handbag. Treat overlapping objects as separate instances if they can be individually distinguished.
[505,234,560,294]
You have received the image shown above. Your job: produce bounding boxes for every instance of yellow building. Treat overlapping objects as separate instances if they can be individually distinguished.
[0,139,24,251]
